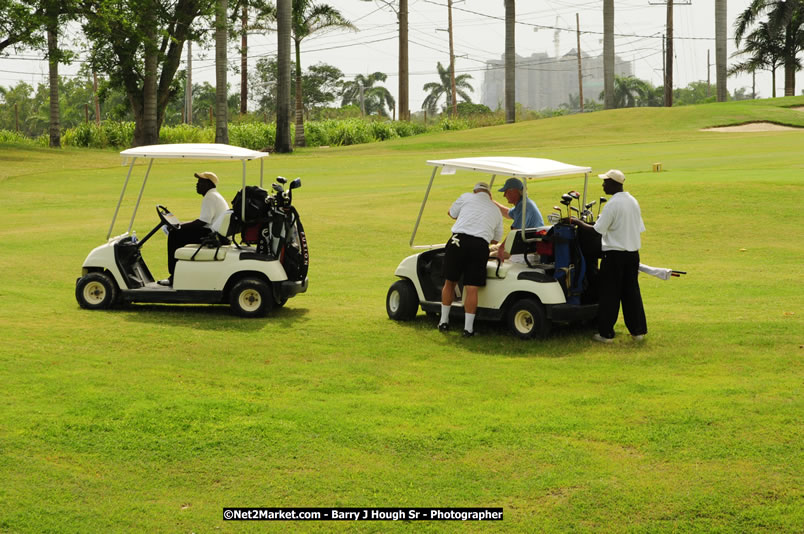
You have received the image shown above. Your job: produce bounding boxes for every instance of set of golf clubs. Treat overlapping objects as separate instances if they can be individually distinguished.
[271,176,302,209]
[552,190,607,224]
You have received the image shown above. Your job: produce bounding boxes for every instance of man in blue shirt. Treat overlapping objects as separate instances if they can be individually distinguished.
[492,178,544,260]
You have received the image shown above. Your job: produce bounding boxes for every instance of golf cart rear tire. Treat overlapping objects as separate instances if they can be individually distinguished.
[76,272,117,310]
[386,279,418,321]
[230,278,273,317]
[507,298,551,339]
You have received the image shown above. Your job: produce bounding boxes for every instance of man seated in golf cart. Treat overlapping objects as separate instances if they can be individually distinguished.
[159,171,229,286]
[490,177,544,262]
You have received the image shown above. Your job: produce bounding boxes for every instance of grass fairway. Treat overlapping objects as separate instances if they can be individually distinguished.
[1,97,802,533]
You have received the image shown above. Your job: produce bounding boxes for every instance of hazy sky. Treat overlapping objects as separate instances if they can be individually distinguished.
[1,0,801,112]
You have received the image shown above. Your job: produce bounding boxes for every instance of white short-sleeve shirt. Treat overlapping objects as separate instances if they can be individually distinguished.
[449,191,504,244]
[593,191,645,251]
[199,188,229,229]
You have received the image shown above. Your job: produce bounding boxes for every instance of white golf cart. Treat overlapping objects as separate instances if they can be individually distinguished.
[75,143,308,317]
[386,157,602,338]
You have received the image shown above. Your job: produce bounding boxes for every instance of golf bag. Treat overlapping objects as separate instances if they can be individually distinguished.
[552,223,587,305]
[229,186,309,283]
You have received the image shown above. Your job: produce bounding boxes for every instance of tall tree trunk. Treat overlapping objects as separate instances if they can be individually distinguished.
[293,38,305,147]
[603,0,614,109]
[240,3,247,116]
[664,0,673,107]
[504,0,515,123]
[398,0,408,121]
[275,0,292,153]
[215,0,229,144]
[141,23,159,146]
[771,67,776,98]
[47,21,60,148]
[715,0,727,101]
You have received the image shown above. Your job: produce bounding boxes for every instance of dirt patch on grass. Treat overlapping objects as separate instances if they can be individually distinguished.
[701,122,800,132]
[790,106,804,111]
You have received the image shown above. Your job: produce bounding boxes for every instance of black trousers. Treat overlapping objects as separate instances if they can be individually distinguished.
[167,226,212,278]
[597,250,647,338]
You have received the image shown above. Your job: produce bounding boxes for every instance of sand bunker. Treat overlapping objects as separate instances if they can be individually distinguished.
[701,122,800,132]
[790,106,804,111]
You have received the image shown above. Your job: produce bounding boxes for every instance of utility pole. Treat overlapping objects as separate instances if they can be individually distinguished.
[447,0,457,117]
[93,71,100,126]
[664,0,673,107]
[576,13,584,112]
[603,0,614,109]
[241,4,248,116]
[504,0,515,123]
[186,41,192,124]
[399,0,409,121]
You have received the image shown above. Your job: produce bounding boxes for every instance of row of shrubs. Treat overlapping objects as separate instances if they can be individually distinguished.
[1,117,472,150]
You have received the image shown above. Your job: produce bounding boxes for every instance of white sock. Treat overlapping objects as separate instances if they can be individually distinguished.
[464,313,476,333]
[440,304,451,325]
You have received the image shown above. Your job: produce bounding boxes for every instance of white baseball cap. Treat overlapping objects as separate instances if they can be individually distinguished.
[598,169,625,184]
[473,181,491,193]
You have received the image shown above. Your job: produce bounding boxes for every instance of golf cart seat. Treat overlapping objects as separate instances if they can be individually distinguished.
[486,259,511,279]
[174,245,227,261]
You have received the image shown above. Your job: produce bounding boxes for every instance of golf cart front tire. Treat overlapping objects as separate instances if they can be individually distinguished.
[230,278,273,317]
[507,298,551,339]
[386,279,418,321]
[76,272,118,310]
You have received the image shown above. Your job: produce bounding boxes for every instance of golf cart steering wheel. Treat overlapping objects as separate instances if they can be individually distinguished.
[156,205,181,231]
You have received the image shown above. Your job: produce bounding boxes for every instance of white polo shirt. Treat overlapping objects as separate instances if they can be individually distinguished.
[593,191,645,252]
[199,188,229,229]
[449,191,504,244]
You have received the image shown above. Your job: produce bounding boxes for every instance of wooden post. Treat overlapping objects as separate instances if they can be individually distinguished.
[93,72,101,125]
[576,13,584,113]
[664,0,673,107]
[447,0,457,117]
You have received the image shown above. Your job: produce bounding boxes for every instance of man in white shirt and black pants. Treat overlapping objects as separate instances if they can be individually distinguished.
[439,182,504,337]
[570,170,647,343]
[159,171,229,286]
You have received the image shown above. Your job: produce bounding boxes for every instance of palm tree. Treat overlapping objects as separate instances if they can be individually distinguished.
[339,72,395,117]
[603,0,614,109]
[735,0,804,97]
[600,75,651,108]
[504,0,515,123]
[46,6,59,148]
[715,0,728,101]
[730,21,786,97]
[215,0,228,144]
[275,0,292,152]
[422,61,473,115]
[291,0,354,147]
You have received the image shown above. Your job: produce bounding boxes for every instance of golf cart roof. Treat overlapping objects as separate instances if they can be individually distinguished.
[120,143,269,160]
[427,157,590,179]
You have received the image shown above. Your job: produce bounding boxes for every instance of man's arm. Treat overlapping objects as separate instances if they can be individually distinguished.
[493,199,512,219]
[568,217,596,234]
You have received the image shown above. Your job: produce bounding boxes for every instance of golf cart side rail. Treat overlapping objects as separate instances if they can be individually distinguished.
[410,157,592,248]
[109,143,270,239]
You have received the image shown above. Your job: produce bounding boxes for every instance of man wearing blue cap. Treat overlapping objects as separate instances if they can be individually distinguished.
[491,177,544,260]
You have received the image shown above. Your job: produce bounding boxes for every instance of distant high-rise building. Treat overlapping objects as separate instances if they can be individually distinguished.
[482,51,633,111]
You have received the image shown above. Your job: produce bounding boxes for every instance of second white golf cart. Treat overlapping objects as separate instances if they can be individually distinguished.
[75,143,308,317]
[386,157,601,338]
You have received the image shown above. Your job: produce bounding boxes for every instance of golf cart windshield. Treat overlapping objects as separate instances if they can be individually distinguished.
[410,157,592,248]
[110,143,269,239]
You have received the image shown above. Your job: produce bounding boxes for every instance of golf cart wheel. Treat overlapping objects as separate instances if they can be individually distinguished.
[76,272,117,310]
[386,279,418,321]
[230,278,273,317]
[507,298,551,339]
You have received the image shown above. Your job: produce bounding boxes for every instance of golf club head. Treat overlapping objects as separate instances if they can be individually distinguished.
[568,191,580,200]
[272,183,284,193]
[290,178,302,190]
[561,194,573,203]
[599,197,607,204]
[570,206,580,214]
[585,200,596,209]
[275,176,287,184]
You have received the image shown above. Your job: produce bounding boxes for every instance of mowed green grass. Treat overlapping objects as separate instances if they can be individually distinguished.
[0,97,802,533]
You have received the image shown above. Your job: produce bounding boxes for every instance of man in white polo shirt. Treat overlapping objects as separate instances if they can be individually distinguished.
[439,182,504,337]
[159,171,229,286]
[570,169,647,343]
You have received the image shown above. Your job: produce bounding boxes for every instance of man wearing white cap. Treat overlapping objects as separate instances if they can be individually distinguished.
[439,182,504,337]
[159,172,229,286]
[570,169,647,342]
